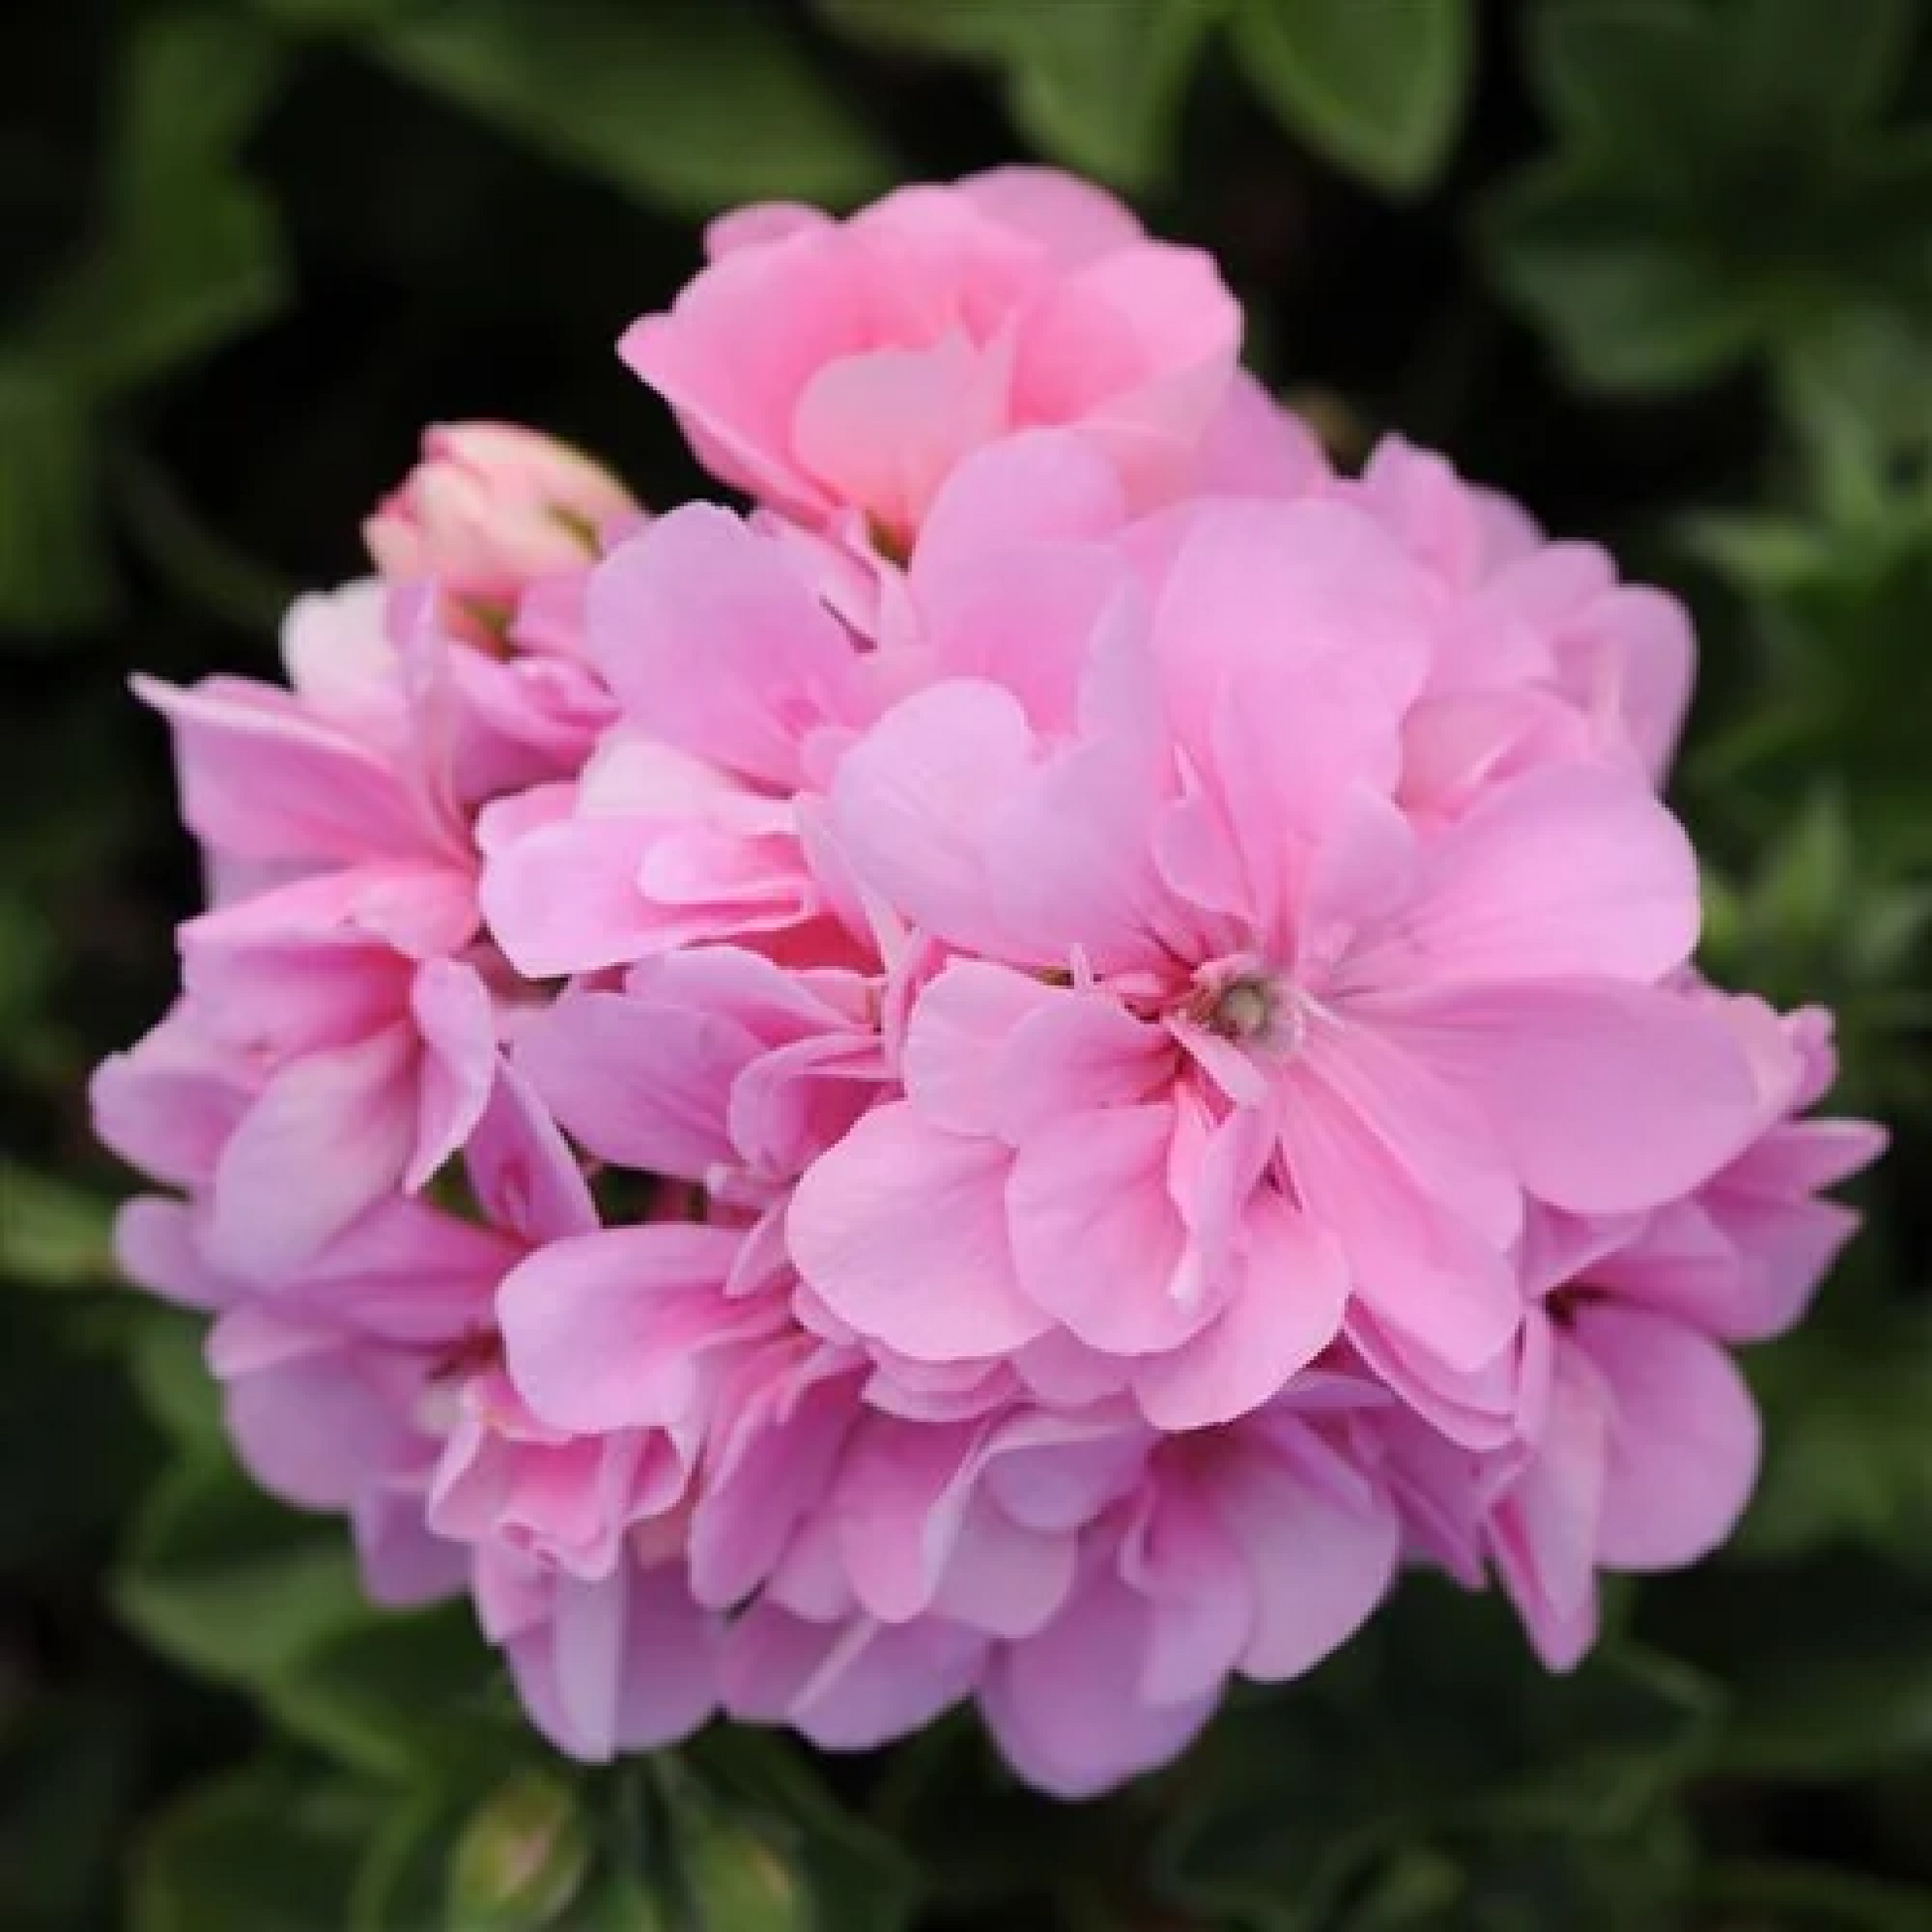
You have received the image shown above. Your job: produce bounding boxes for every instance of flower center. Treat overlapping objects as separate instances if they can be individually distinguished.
[1207,974,1278,1041]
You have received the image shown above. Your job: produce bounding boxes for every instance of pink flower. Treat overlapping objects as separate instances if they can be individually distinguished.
[622,168,1245,545]
[790,497,1760,1430]
[1486,999,1885,1667]
[93,169,1886,1800]
[364,422,637,623]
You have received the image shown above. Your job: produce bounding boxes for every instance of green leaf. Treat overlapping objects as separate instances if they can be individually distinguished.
[264,1603,529,1784]
[24,9,289,398]
[0,370,115,635]
[131,1766,377,1932]
[348,1792,467,1932]
[1738,1300,1932,1573]
[0,1162,118,1290]
[1699,1860,1932,1930]
[816,0,1215,190]
[373,0,892,216]
[1647,1554,1932,1777]
[1158,1579,1718,1929]
[1485,0,1932,394]
[0,1692,140,1930]
[124,1308,226,1454]
[1232,0,1472,193]
[686,1729,921,1932]
[115,1454,371,1687]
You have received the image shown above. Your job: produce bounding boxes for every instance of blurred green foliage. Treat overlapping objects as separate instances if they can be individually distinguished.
[2,0,1929,1926]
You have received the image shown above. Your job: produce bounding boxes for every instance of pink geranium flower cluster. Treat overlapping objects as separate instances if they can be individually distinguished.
[93,170,1883,1798]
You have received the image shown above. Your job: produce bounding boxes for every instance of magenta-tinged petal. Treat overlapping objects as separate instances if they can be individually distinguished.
[981,1569,1218,1799]
[510,1566,718,1762]
[462,1062,598,1244]
[1574,1303,1761,1572]
[1210,1429,1399,1682]
[1489,1336,1611,1671]
[789,1104,1051,1361]
[720,1604,985,1750]
[113,1197,235,1311]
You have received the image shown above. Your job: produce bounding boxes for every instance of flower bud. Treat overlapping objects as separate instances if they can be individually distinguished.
[364,422,636,616]
[447,1771,591,1929]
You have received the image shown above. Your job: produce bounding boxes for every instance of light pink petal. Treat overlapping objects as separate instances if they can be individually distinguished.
[1356,764,1702,989]
[495,1223,746,1432]
[794,333,1011,540]
[958,166,1145,263]
[1385,979,1761,1213]
[829,681,1038,953]
[789,1104,1052,1361]
[1006,1104,1207,1355]
[587,505,863,785]
[912,428,1128,593]
[513,984,748,1180]
[1574,1303,1761,1572]
[1135,1198,1348,1429]
[406,959,496,1190]
[480,813,668,977]
[1275,1046,1522,1376]
[207,1026,419,1282]
[135,674,451,868]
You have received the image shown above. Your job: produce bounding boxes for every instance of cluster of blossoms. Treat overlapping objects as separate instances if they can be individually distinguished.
[93,170,1882,1798]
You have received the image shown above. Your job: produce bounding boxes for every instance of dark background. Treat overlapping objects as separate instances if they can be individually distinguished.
[3,1,1929,1926]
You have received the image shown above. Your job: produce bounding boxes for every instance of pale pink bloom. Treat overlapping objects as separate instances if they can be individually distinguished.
[364,422,636,616]
[622,168,1244,544]
[793,497,1759,1428]
[479,506,882,976]
[982,1403,1400,1797]
[1487,999,1883,1667]
[1350,439,1696,798]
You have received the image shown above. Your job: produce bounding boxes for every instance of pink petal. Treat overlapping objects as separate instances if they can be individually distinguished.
[1385,979,1760,1213]
[981,1569,1217,1799]
[1135,1197,1348,1429]
[1574,1303,1761,1572]
[1211,1429,1400,1682]
[207,1026,419,1282]
[789,1104,1052,1361]
[587,505,863,785]
[829,681,1037,954]
[1357,764,1702,988]
[1006,1104,1207,1354]
[495,1224,747,1432]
